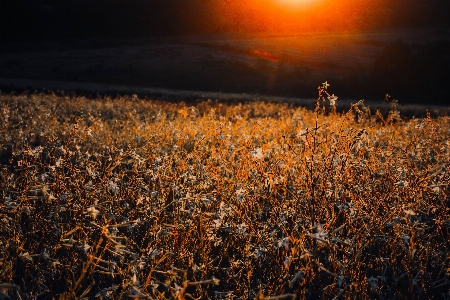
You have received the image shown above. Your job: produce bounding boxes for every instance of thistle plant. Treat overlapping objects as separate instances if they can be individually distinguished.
[316,81,338,114]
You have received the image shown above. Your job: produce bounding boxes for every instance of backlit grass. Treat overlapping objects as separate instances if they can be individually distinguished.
[0,89,449,299]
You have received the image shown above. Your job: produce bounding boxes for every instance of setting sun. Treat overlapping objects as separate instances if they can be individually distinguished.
[274,0,321,9]
[226,0,390,33]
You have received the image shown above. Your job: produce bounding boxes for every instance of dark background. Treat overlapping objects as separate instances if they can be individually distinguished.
[1,0,450,40]
[1,0,449,105]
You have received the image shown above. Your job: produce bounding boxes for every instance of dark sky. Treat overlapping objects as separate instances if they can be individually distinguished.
[1,0,449,104]
[1,0,449,41]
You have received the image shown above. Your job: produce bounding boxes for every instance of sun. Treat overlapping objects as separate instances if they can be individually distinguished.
[273,0,321,9]
[277,0,316,4]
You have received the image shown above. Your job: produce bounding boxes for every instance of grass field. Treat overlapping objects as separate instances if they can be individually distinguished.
[0,89,449,299]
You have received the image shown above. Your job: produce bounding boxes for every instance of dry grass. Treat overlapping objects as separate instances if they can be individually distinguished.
[0,88,449,299]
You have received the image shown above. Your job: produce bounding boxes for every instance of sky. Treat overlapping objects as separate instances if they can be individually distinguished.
[1,0,449,41]
[0,0,448,104]
[184,0,390,34]
[210,0,448,33]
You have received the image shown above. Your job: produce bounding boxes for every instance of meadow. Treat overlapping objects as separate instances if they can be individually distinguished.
[0,87,449,299]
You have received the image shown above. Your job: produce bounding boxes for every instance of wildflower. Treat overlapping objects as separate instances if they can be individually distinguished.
[174,283,185,298]
[395,180,409,187]
[402,235,410,245]
[236,188,245,201]
[251,147,264,159]
[284,256,292,270]
[82,242,91,253]
[322,81,330,89]
[86,206,100,219]
[150,281,159,290]
[212,219,222,229]
[40,173,49,182]
[296,129,308,138]
[211,277,220,285]
[254,245,267,258]
[311,224,327,244]
[328,94,338,106]
[289,271,304,288]
[149,249,160,259]
[404,209,416,216]
[55,158,63,167]
[431,186,440,194]
[277,237,290,250]
[109,181,119,194]
[415,122,424,129]
[20,252,33,262]
[137,259,146,270]
[236,223,248,235]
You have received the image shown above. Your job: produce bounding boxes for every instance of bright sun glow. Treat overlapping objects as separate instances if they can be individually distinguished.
[277,0,316,5]
[249,0,330,32]
[273,0,321,9]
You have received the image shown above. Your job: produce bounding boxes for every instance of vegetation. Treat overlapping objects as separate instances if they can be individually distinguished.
[0,86,449,299]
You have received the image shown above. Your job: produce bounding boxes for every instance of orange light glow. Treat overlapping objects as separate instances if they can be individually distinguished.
[273,0,323,9]
[213,0,389,34]
[245,0,332,33]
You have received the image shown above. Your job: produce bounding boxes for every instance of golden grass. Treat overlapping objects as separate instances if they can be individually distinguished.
[0,91,449,299]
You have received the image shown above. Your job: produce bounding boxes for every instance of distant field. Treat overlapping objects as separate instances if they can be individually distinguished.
[0,92,449,299]
[1,29,449,101]
[1,77,449,120]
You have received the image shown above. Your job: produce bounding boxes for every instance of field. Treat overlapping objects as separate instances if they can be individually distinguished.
[0,88,449,299]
